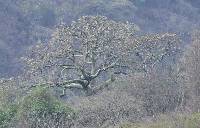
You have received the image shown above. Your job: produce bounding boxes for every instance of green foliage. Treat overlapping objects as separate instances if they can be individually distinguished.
[0,85,76,127]
[0,105,18,128]
[0,80,19,127]
[18,87,74,118]
[184,113,200,128]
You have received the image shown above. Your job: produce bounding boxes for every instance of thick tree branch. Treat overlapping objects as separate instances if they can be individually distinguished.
[63,83,83,89]
[59,64,89,79]
[57,79,87,87]
[91,59,119,79]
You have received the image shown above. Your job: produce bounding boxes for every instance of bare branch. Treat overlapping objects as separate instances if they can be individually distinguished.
[92,59,119,79]
[57,79,87,87]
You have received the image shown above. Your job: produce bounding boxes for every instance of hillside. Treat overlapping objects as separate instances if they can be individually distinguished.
[0,1,200,127]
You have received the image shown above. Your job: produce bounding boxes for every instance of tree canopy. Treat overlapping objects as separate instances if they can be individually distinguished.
[23,16,181,95]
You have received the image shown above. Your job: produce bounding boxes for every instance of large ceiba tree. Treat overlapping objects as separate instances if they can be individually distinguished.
[23,16,181,95]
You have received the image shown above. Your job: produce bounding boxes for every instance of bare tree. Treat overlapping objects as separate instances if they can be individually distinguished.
[22,16,181,95]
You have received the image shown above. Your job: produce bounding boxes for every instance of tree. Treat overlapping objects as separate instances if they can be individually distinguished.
[16,86,75,128]
[22,16,181,95]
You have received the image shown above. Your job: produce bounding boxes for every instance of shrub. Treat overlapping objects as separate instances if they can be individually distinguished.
[72,88,144,128]
[0,80,19,128]
[0,105,18,128]
[184,113,200,128]
[16,86,76,128]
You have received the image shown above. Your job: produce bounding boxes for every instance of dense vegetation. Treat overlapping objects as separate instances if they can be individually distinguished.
[1,0,200,128]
